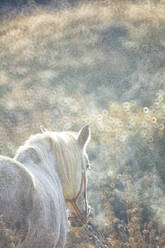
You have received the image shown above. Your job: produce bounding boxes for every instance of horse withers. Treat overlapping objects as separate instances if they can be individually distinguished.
[0,125,91,248]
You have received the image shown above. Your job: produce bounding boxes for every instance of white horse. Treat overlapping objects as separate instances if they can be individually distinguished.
[0,125,91,248]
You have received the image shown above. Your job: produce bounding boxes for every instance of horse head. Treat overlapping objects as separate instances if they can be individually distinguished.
[66,125,91,227]
[39,125,91,227]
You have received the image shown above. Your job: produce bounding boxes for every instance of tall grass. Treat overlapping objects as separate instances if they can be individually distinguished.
[0,1,165,247]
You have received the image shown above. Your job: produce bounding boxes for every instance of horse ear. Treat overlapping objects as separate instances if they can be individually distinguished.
[40,125,48,133]
[77,125,91,149]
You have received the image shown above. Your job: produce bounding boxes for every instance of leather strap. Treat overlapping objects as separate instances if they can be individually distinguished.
[66,172,88,224]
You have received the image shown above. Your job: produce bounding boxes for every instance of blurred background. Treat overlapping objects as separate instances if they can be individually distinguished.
[0,0,165,247]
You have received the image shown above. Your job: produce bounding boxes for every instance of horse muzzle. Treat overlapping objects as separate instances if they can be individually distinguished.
[68,202,91,227]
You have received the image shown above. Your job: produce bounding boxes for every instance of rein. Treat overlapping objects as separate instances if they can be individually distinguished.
[66,171,88,224]
[66,172,108,248]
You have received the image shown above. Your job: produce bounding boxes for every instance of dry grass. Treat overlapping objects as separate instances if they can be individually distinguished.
[1,0,165,247]
[0,216,22,248]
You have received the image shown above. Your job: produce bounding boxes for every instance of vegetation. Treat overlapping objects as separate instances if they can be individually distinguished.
[0,0,165,247]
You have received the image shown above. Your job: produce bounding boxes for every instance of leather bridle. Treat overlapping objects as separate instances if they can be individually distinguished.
[66,171,88,224]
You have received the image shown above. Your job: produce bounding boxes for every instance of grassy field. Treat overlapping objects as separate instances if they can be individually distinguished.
[0,0,165,247]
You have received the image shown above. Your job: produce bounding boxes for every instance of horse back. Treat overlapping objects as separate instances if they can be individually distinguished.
[0,155,35,240]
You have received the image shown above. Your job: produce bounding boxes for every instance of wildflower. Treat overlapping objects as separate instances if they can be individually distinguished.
[97,114,103,121]
[145,114,151,120]
[141,130,148,139]
[119,135,127,143]
[117,174,121,179]
[129,119,135,126]
[108,117,114,123]
[159,123,164,130]
[162,104,165,112]
[123,102,130,112]
[118,120,123,127]
[111,183,115,188]
[154,100,161,109]
[108,170,113,176]
[113,218,119,223]
[148,136,153,142]
[123,102,130,108]
[152,117,157,123]
[143,229,149,234]
[129,237,134,242]
[102,109,108,116]
[141,121,148,128]
[143,107,149,113]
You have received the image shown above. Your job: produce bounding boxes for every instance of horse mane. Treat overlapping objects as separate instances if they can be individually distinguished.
[15,131,84,200]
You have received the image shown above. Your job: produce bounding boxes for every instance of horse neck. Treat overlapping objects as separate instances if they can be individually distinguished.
[15,140,82,201]
[15,145,59,183]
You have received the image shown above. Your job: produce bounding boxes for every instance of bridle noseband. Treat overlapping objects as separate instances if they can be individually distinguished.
[66,171,88,224]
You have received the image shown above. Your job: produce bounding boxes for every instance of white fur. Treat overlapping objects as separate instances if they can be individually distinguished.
[0,127,90,248]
